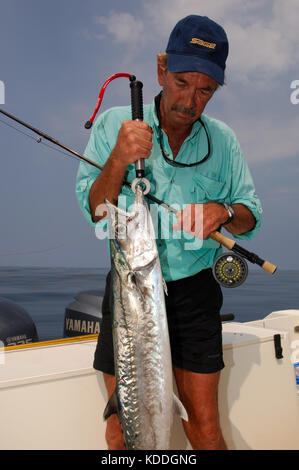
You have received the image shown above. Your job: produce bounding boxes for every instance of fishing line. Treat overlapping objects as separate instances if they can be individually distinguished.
[0,114,105,259]
[0,107,277,277]
[0,70,277,281]
[0,234,100,257]
[0,116,81,164]
[3,117,89,166]
[0,117,39,143]
[37,141,84,163]
[0,243,69,257]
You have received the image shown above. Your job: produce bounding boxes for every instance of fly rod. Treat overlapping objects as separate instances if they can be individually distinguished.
[0,107,277,276]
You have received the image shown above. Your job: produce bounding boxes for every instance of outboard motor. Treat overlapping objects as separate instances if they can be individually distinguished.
[64,290,103,337]
[0,297,39,346]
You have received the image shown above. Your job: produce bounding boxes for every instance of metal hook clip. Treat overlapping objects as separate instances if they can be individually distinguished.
[131,177,151,195]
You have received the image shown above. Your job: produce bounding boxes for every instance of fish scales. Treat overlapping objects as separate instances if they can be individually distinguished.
[104,186,186,450]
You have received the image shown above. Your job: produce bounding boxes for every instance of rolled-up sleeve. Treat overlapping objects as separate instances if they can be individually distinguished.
[75,115,112,228]
[228,139,262,240]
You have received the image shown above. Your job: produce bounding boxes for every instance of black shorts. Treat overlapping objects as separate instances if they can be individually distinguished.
[93,268,225,375]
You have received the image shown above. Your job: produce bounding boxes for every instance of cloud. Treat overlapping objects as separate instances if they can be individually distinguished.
[96,0,299,82]
[233,114,299,164]
[90,1,299,164]
[95,11,144,44]
[224,1,299,82]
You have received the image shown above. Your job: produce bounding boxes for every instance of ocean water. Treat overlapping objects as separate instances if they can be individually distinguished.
[0,266,298,341]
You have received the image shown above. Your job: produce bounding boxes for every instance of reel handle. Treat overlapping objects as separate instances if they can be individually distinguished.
[210,231,277,275]
[130,78,144,179]
[259,260,277,275]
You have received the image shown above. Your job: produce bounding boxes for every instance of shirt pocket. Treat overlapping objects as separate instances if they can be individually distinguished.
[191,173,229,203]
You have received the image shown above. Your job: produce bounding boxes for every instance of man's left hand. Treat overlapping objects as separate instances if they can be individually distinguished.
[172,202,228,239]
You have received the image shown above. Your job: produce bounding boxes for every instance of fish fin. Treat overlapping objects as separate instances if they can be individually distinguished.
[173,393,188,422]
[103,391,119,421]
[162,278,168,296]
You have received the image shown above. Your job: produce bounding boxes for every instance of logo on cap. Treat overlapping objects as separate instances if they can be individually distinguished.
[190,37,216,49]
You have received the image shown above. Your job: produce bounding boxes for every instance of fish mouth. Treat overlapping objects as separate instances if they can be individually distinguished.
[105,198,140,241]
[104,183,145,221]
[104,198,136,220]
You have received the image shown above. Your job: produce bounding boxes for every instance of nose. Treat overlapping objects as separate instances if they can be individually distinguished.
[183,87,197,109]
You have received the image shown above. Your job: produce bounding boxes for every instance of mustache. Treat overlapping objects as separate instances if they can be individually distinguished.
[171,105,196,117]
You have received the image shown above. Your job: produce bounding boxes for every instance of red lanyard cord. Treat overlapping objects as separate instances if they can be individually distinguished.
[84,73,135,129]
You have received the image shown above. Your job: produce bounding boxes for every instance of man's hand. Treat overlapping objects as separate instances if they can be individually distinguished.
[172,202,256,239]
[110,120,153,168]
[89,120,153,222]
[172,202,230,239]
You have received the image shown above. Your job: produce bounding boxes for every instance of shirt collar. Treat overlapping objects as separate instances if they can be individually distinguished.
[152,96,160,130]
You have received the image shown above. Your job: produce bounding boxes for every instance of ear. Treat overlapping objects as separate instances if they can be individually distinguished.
[157,57,167,87]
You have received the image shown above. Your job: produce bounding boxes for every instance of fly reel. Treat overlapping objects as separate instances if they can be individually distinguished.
[212,252,248,288]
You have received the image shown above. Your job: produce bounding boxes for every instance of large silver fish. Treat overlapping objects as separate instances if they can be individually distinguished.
[103,186,187,450]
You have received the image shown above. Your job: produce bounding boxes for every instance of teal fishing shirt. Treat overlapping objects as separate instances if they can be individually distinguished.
[76,99,262,282]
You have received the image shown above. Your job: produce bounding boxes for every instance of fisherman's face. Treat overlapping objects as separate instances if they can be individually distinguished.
[157,65,217,130]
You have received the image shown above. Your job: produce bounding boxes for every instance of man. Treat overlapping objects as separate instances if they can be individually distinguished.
[76,15,262,450]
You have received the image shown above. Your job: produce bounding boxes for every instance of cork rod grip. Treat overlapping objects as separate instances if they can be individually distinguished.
[261,260,277,275]
[210,231,277,275]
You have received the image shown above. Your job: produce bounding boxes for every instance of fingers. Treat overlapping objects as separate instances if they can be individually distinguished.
[113,120,154,165]
[172,204,203,238]
[171,210,183,231]
[172,203,229,239]
[126,121,153,155]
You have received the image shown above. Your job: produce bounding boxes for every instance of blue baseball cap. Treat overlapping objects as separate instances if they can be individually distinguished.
[166,15,229,85]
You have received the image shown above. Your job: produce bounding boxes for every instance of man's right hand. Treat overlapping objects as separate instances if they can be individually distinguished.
[89,120,153,222]
[110,120,153,167]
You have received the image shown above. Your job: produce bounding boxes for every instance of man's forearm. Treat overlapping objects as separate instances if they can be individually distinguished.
[172,202,256,240]
[224,203,256,235]
[88,120,154,223]
[89,153,127,222]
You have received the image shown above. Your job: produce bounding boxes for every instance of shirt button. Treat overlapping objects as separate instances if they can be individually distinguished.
[158,241,163,246]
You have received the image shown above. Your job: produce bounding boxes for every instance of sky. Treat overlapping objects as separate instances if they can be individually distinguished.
[0,0,299,270]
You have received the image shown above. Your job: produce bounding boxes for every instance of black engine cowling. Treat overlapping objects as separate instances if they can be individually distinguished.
[64,290,103,337]
[0,297,39,346]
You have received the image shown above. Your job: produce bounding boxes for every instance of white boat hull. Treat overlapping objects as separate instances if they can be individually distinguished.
[1,310,299,450]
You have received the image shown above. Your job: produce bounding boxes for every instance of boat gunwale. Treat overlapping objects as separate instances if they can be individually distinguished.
[1,334,99,352]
